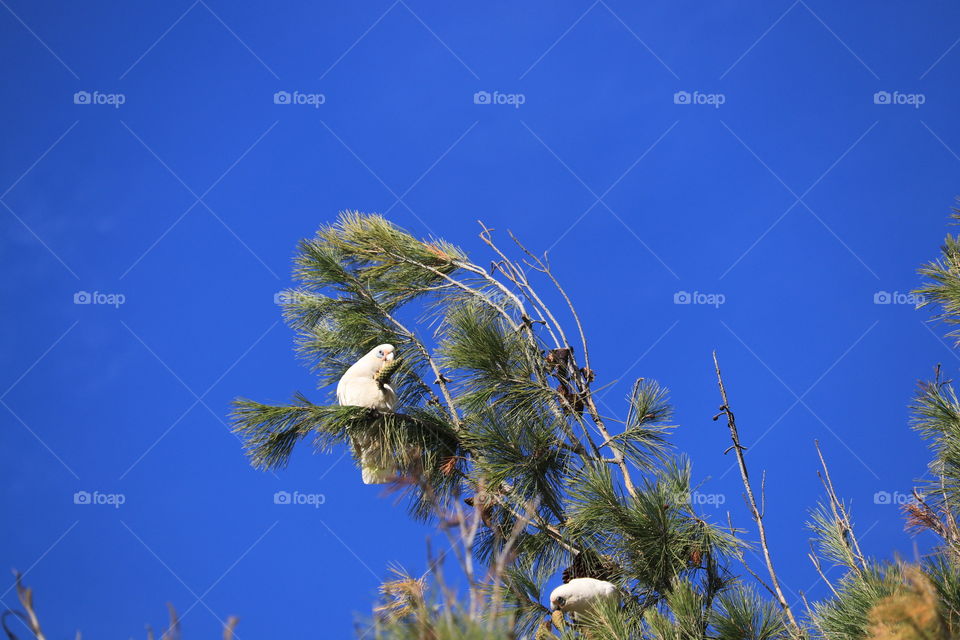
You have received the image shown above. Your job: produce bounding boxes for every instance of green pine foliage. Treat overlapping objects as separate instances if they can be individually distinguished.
[810,564,905,640]
[710,587,789,640]
[8,210,960,639]
[226,211,960,639]
[230,212,748,637]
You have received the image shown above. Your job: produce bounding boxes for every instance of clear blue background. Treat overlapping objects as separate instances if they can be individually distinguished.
[2,1,959,637]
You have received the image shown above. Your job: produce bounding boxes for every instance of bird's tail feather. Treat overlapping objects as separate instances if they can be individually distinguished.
[351,436,398,485]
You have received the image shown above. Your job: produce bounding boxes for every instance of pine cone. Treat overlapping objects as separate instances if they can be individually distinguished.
[546,347,573,372]
[562,549,620,583]
[550,610,566,630]
[557,383,584,416]
[534,614,554,639]
[688,547,703,567]
[375,358,399,386]
[464,495,495,529]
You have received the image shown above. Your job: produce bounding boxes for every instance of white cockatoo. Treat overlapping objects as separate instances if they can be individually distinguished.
[549,577,618,617]
[336,344,398,484]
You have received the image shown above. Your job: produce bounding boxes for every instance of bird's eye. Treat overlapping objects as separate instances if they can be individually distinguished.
[377,349,384,357]
[556,597,565,606]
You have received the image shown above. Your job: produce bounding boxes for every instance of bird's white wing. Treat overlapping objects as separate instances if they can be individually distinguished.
[337,377,394,411]
[337,348,399,484]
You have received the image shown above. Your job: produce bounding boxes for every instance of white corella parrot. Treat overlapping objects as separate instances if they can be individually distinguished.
[336,344,398,484]
[549,577,618,618]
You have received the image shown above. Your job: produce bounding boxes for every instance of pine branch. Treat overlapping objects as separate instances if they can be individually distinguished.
[507,230,589,372]
[712,351,801,636]
[231,395,332,470]
[235,213,817,638]
[808,540,840,598]
[2,571,45,640]
[340,262,456,423]
[483,225,637,495]
[479,223,564,347]
[814,439,867,574]
[372,234,595,460]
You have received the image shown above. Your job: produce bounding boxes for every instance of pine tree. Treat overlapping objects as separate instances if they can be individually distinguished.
[231,212,752,637]
[12,211,960,639]
[229,211,960,639]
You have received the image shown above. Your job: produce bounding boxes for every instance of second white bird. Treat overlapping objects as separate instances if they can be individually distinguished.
[549,577,618,617]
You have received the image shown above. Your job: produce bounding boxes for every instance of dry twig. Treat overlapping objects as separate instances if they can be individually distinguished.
[712,351,801,635]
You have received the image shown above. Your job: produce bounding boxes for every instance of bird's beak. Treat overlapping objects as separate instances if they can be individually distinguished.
[385,351,395,362]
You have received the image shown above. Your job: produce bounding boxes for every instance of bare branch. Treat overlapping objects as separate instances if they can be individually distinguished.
[509,230,591,374]
[814,439,867,573]
[712,351,801,636]
[808,541,839,598]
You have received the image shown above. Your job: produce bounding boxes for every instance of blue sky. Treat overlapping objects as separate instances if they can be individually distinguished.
[2,1,960,637]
